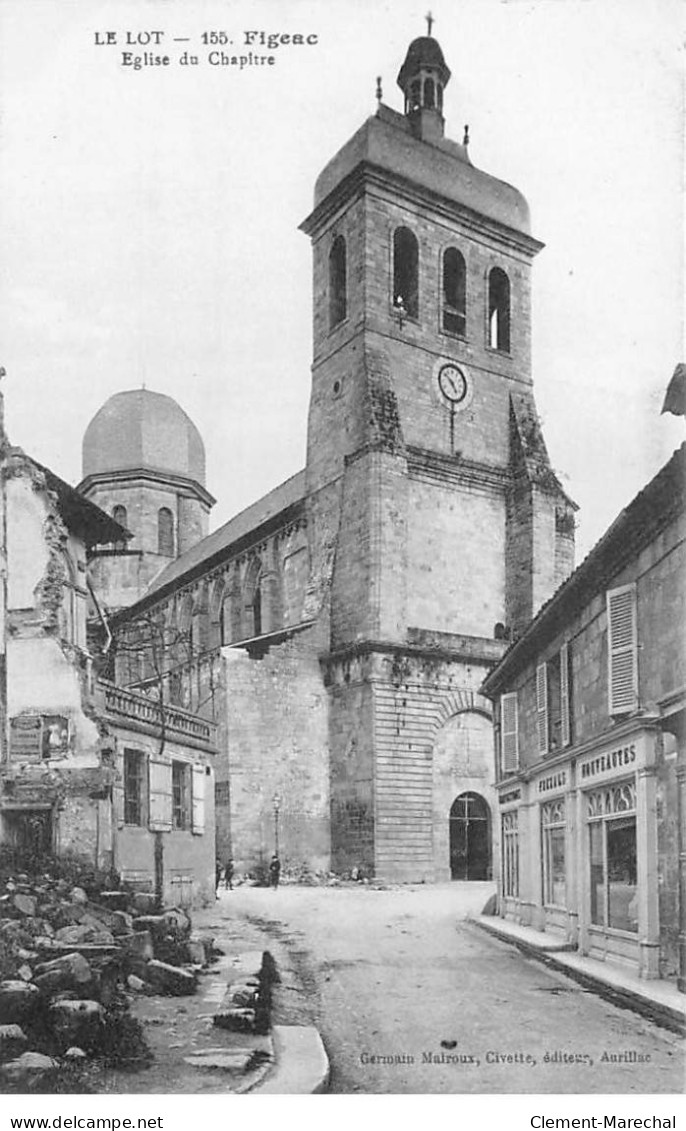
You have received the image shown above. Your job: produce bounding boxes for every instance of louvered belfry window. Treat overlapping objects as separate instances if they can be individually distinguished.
[607,584,638,715]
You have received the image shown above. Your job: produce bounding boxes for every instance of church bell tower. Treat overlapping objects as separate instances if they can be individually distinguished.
[300,27,576,880]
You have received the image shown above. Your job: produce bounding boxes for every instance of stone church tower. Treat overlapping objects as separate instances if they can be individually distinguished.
[301,33,576,880]
[78,390,215,612]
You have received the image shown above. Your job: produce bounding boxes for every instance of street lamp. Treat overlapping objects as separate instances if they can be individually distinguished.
[272,793,281,858]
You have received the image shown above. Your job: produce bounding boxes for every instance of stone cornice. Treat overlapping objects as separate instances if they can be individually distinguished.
[300,161,544,259]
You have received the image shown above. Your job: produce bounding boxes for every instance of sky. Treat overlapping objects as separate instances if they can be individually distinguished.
[0,0,683,561]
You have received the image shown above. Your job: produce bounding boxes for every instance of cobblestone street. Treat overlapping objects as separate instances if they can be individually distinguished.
[221,882,685,1095]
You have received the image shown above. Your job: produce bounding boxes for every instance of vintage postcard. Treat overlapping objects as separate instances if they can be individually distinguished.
[0,0,683,1114]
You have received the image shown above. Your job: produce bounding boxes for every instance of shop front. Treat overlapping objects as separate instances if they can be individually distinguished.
[497,722,662,980]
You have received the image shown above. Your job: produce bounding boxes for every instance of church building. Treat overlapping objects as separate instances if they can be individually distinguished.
[80,31,575,883]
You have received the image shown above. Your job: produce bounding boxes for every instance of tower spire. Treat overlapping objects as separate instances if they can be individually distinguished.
[397,29,451,140]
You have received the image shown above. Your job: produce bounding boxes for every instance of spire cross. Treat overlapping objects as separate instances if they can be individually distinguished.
[426,11,434,36]
[376,75,383,102]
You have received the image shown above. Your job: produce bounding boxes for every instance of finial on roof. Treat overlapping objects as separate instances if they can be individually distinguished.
[463,124,470,146]
[376,75,383,103]
[426,11,434,36]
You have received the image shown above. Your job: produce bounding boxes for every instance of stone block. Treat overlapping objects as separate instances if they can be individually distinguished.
[97,891,129,912]
[0,981,40,1024]
[226,951,264,987]
[228,983,259,1008]
[184,1050,254,1072]
[0,1051,58,1085]
[50,1000,104,1052]
[145,960,197,996]
[33,953,92,995]
[131,892,158,914]
[0,1024,28,1056]
[54,923,115,946]
[70,887,88,905]
[12,894,37,918]
[212,1004,257,1033]
[120,930,154,962]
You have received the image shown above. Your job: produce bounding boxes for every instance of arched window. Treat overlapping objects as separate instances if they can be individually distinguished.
[424,77,435,109]
[252,578,262,637]
[329,236,347,328]
[488,267,511,352]
[442,248,466,336]
[112,505,128,552]
[393,227,419,320]
[158,507,175,556]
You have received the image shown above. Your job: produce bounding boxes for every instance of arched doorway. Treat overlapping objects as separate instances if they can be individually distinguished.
[449,792,491,880]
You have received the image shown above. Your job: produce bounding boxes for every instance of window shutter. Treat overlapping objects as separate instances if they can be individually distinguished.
[536,662,548,755]
[500,692,519,773]
[149,759,172,832]
[113,777,125,830]
[191,765,205,835]
[607,585,638,715]
[560,643,571,747]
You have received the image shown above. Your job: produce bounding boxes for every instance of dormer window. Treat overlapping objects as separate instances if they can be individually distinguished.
[393,227,419,321]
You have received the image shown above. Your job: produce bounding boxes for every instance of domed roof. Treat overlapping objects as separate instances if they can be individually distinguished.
[397,36,451,89]
[82,389,206,486]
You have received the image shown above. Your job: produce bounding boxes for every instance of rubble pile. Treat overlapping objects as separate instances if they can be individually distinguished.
[0,873,218,1090]
[212,950,276,1037]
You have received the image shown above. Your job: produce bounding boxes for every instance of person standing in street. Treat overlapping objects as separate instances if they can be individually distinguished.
[224,857,234,890]
[269,853,281,889]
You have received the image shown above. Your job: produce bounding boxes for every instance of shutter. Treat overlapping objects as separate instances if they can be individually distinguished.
[607,585,638,715]
[149,759,172,831]
[536,662,548,755]
[113,775,125,830]
[500,692,519,773]
[560,643,571,747]
[192,764,205,835]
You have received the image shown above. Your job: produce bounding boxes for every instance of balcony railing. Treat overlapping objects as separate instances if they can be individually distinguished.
[96,680,216,747]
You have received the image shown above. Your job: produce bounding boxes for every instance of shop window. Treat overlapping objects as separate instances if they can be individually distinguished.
[393,227,419,320]
[588,783,638,933]
[541,799,566,907]
[536,644,571,756]
[124,749,147,826]
[488,267,510,352]
[501,811,519,897]
[158,507,175,557]
[442,248,466,336]
[499,692,519,774]
[172,761,191,830]
[329,236,347,328]
[607,584,638,716]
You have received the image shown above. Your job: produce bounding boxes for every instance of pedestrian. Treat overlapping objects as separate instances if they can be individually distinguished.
[269,853,281,890]
[215,859,223,894]
[224,857,234,890]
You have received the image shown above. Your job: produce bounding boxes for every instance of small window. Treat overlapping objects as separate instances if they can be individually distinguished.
[393,227,419,320]
[442,248,466,336]
[488,267,511,352]
[124,749,147,826]
[172,761,191,830]
[112,505,128,551]
[536,645,572,756]
[252,580,262,637]
[329,236,347,328]
[158,507,175,556]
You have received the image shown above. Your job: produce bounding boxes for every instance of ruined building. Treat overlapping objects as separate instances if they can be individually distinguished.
[0,400,217,908]
[85,32,575,883]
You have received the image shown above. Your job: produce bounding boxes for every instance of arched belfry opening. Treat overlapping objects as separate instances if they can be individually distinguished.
[449,791,491,880]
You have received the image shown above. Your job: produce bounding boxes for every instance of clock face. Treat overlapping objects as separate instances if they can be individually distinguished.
[438,363,468,404]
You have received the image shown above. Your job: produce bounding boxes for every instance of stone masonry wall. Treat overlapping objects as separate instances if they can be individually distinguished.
[223,628,331,875]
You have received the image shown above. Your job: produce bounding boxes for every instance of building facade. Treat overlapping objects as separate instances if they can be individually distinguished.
[0,426,217,908]
[89,32,574,883]
[482,445,685,987]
